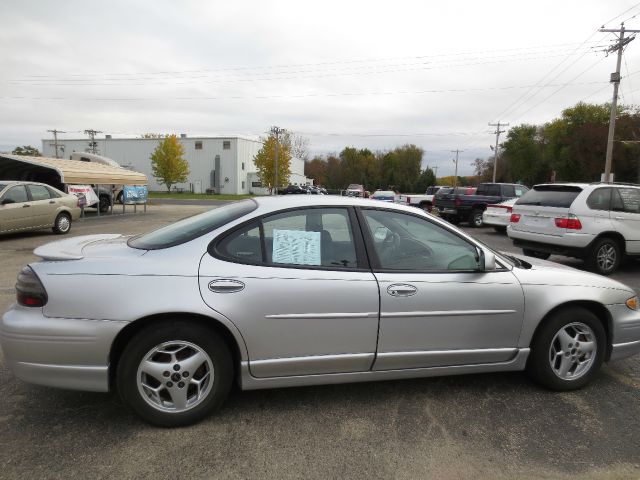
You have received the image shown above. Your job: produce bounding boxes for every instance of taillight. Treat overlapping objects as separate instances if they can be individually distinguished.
[406,196,411,204]
[16,266,48,307]
[510,213,521,223]
[555,215,582,230]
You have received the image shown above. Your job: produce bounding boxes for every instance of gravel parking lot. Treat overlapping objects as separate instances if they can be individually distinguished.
[0,204,639,479]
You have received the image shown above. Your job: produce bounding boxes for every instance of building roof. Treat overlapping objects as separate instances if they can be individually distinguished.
[0,154,147,185]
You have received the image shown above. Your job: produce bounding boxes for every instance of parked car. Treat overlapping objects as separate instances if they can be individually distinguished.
[483,198,518,232]
[508,182,640,275]
[278,184,308,195]
[345,184,365,197]
[3,196,639,427]
[0,181,81,235]
[370,190,396,202]
[432,186,476,217]
[436,183,528,227]
[397,185,449,211]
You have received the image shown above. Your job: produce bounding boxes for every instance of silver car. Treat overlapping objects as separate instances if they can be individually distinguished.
[2,196,640,427]
[0,181,81,235]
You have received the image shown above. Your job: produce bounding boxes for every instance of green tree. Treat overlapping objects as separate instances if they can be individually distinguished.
[254,133,292,192]
[150,134,190,192]
[502,124,549,185]
[415,168,437,192]
[12,145,41,156]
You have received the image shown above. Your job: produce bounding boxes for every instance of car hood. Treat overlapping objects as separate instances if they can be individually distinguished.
[503,252,635,295]
[34,234,145,261]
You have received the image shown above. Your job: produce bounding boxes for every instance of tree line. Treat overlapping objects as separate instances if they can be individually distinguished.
[304,144,436,192]
[475,102,640,186]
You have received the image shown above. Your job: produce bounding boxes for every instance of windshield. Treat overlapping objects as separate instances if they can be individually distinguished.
[0,183,8,192]
[128,199,257,249]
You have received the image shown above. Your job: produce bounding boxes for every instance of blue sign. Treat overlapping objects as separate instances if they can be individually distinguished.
[123,185,148,204]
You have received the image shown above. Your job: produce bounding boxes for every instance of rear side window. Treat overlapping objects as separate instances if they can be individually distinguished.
[612,188,640,213]
[516,186,582,208]
[128,199,257,249]
[502,185,515,197]
[586,188,611,211]
[28,185,51,201]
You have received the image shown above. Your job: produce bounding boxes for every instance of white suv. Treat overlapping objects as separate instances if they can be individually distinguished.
[507,183,640,275]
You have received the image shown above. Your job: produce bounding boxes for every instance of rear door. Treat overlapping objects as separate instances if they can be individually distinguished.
[511,185,583,237]
[611,187,640,254]
[26,184,56,228]
[199,206,380,378]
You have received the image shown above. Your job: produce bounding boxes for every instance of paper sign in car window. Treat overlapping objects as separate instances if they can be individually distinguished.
[272,229,321,265]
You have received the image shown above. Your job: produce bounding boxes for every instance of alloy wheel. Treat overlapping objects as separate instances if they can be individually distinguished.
[596,243,617,273]
[548,322,597,381]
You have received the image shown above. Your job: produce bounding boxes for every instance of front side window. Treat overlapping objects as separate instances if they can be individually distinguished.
[216,208,358,269]
[28,185,51,201]
[362,209,479,271]
[2,185,28,203]
[514,185,528,197]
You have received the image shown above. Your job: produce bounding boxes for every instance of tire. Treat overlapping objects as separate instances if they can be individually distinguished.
[116,192,123,204]
[99,196,110,213]
[522,249,551,260]
[588,237,621,275]
[470,209,484,228]
[117,321,233,427]
[527,307,605,391]
[420,202,432,212]
[52,212,71,234]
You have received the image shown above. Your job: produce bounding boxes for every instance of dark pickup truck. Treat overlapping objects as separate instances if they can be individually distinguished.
[435,182,529,227]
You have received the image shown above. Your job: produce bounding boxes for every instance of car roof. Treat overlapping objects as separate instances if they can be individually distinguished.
[252,194,412,213]
[532,182,590,189]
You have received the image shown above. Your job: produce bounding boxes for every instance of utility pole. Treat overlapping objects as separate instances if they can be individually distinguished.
[489,122,508,183]
[270,126,286,195]
[47,129,65,158]
[451,149,463,188]
[84,129,102,154]
[599,23,640,183]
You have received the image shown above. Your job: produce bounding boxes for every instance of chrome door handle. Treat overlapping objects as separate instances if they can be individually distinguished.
[49,200,56,204]
[387,283,418,297]
[22,204,30,208]
[208,279,245,293]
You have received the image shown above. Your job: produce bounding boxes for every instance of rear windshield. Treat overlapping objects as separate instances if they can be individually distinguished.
[516,185,582,208]
[128,199,257,249]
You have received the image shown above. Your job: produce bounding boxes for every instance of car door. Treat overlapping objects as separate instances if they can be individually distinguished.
[359,208,525,371]
[611,187,640,254]
[199,206,380,378]
[26,184,56,228]
[0,185,31,233]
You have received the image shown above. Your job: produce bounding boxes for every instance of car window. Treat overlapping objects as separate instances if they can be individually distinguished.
[28,185,51,201]
[502,185,515,197]
[516,185,582,208]
[128,199,257,249]
[586,187,612,211]
[2,185,28,203]
[362,209,479,271]
[217,208,359,269]
[514,185,528,197]
[612,188,640,213]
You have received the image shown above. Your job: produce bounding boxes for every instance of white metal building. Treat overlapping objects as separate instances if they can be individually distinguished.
[41,135,311,194]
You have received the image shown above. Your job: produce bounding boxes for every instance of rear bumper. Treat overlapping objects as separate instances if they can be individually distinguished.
[0,304,127,392]
[508,229,594,257]
[483,212,510,227]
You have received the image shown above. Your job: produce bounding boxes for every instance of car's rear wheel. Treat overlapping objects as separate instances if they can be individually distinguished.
[527,307,605,391]
[522,249,551,260]
[52,212,71,234]
[470,209,484,228]
[117,321,233,427]
[99,195,110,213]
[588,237,621,275]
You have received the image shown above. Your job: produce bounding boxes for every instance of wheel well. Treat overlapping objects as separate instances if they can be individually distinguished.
[108,312,243,391]
[419,201,432,207]
[591,232,626,255]
[473,204,486,212]
[529,301,613,361]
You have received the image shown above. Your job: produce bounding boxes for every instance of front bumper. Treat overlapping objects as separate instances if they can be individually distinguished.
[0,304,127,392]
[609,303,640,362]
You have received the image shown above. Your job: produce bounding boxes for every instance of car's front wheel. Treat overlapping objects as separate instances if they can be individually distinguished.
[117,321,233,427]
[588,237,621,275]
[527,307,605,391]
[52,212,71,234]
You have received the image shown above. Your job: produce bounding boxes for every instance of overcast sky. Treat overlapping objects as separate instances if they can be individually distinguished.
[1,0,639,176]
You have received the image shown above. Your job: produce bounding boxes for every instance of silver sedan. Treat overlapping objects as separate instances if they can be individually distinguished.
[2,196,640,427]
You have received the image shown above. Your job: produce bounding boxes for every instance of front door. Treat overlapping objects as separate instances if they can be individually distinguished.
[360,208,525,371]
[0,185,32,233]
[199,207,380,377]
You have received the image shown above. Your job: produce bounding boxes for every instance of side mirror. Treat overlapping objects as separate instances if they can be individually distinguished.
[475,247,496,271]
[1,198,15,205]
